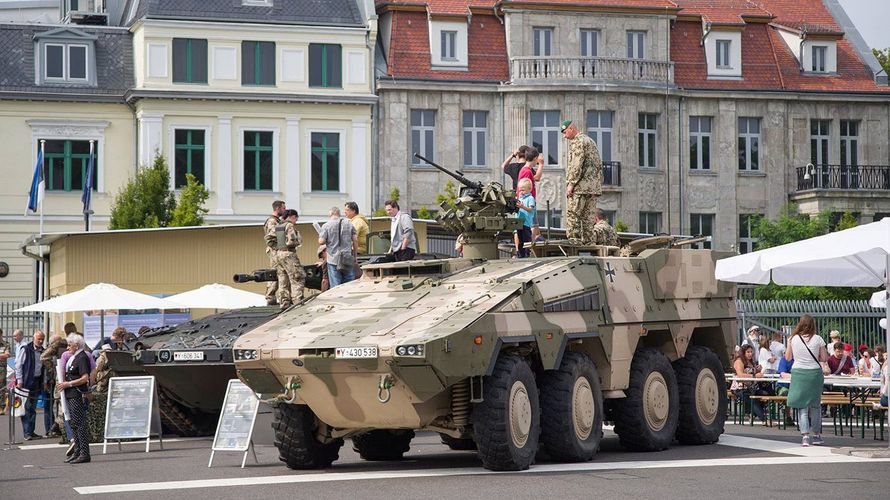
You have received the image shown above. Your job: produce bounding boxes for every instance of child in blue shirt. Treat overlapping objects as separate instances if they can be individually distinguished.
[515,178,536,258]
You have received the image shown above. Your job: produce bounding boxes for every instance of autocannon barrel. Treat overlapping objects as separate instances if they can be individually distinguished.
[233,269,278,283]
[413,153,483,190]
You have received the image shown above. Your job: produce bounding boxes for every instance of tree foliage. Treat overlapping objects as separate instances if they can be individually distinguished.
[373,186,401,216]
[750,205,872,300]
[435,180,459,211]
[615,219,629,233]
[873,48,890,86]
[109,153,176,229]
[170,173,209,227]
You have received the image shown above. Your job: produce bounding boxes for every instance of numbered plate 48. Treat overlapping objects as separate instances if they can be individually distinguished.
[335,346,378,359]
[173,351,205,361]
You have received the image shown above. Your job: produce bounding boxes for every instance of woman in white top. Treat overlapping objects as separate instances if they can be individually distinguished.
[758,336,778,375]
[858,348,880,378]
[785,314,829,447]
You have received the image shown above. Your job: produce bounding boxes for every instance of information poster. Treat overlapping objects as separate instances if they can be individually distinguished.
[83,310,191,347]
[104,376,155,440]
[212,380,260,452]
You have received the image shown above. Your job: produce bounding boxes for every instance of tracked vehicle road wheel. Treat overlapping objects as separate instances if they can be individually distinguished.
[439,433,477,450]
[538,352,603,462]
[673,346,727,445]
[352,429,415,460]
[472,354,540,471]
[612,348,679,452]
[273,403,343,469]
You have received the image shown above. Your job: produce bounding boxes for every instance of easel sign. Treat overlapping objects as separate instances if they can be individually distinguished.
[103,376,164,454]
[209,379,260,468]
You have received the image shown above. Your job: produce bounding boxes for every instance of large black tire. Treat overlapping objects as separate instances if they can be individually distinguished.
[440,433,477,450]
[352,429,415,460]
[673,346,728,445]
[273,404,343,469]
[538,352,603,462]
[612,348,679,452]
[472,354,540,471]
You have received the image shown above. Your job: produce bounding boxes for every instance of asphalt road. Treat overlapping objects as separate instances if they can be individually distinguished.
[2,411,888,500]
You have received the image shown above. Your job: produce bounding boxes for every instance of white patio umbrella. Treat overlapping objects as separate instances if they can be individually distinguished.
[716,217,890,446]
[15,283,171,340]
[162,283,266,310]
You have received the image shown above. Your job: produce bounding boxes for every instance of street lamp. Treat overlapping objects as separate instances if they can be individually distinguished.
[803,162,816,180]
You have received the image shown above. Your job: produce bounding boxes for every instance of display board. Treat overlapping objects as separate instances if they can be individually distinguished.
[103,376,163,453]
[208,379,260,468]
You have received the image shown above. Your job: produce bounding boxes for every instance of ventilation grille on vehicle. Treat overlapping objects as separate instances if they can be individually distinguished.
[543,289,600,312]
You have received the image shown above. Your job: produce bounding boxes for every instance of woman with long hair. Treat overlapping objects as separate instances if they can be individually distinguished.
[785,314,829,447]
[731,344,766,423]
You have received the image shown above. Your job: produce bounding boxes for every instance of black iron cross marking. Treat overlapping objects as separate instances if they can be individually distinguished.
[604,262,616,283]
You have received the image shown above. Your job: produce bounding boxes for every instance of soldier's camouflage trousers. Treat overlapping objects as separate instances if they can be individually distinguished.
[275,250,306,307]
[566,194,597,244]
[265,250,278,305]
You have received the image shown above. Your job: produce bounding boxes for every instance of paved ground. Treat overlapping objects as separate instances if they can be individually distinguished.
[2,410,888,499]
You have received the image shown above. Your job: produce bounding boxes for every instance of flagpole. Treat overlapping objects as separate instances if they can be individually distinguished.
[38,140,46,330]
[84,140,94,232]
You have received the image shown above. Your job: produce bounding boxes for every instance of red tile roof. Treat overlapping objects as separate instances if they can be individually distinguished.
[377,0,496,16]
[757,0,841,33]
[385,10,509,82]
[674,0,771,25]
[503,0,678,8]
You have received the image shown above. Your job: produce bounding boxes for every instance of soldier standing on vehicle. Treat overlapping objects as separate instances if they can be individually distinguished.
[277,209,305,306]
[592,208,619,247]
[561,120,603,244]
[264,200,286,305]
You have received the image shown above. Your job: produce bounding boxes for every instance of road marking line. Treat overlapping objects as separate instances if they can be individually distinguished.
[74,450,890,494]
[18,437,208,451]
[717,434,835,457]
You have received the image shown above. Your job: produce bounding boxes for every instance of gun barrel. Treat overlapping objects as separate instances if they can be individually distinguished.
[233,269,277,283]
[413,153,482,189]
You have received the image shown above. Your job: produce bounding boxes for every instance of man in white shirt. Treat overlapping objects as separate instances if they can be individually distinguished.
[741,326,761,349]
[385,200,416,261]
[826,330,840,356]
[769,332,786,360]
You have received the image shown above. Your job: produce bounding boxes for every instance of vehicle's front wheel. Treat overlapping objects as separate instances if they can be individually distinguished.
[612,348,679,452]
[352,429,415,460]
[472,354,540,471]
[538,352,603,462]
[273,403,343,469]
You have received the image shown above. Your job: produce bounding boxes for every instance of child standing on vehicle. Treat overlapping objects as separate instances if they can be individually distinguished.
[515,178,536,258]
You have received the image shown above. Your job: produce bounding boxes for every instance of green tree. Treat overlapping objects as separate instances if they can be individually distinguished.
[751,204,871,300]
[170,173,209,227]
[109,153,176,229]
[416,206,432,219]
[615,219,629,232]
[435,180,459,211]
[873,48,890,86]
[373,186,401,216]
[834,210,859,231]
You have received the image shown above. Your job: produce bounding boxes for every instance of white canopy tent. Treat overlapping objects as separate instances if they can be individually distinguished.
[161,283,266,310]
[715,218,889,446]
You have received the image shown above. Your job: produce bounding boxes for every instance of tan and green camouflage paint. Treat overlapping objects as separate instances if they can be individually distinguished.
[234,248,736,429]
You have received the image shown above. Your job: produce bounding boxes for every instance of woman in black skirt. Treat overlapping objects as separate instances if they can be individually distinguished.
[57,333,91,464]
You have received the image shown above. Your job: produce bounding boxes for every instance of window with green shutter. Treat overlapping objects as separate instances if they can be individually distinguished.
[308,44,342,88]
[172,38,208,83]
[244,131,273,191]
[311,132,339,191]
[174,129,205,187]
[242,41,276,86]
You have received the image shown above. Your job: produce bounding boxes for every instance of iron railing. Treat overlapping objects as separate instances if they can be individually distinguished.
[511,56,674,84]
[0,301,41,347]
[603,161,621,187]
[737,299,885,352]
[795,164,890,191]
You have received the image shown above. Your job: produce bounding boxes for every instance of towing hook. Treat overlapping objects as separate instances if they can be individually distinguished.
[377,374,395,404]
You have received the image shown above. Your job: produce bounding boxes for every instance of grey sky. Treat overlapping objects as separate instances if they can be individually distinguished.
[837,0,890,50]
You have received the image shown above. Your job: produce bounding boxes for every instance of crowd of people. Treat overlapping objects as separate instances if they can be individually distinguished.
[730,320,890,446]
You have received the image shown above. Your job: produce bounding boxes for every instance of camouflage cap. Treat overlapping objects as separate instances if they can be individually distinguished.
[560,120,573,132]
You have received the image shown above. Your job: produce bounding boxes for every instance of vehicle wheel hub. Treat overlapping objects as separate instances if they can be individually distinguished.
[509,381,532,448]
[572,377,594,440]
[643,372,669,432]
[695,369,719,426]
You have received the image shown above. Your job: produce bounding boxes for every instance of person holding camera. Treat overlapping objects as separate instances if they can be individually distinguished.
[502,145,529,191]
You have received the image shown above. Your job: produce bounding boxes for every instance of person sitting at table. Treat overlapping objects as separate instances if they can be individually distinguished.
[857,345,880,378]
[731,344,766,424]
[827,330,841,356]
[776,355,795,427]
[758,336,778,375]
[874,344,886,366]
[827,342,856,375]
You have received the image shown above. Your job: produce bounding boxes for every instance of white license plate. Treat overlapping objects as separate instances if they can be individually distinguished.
[173,351,205,361]
[335,346,378,359]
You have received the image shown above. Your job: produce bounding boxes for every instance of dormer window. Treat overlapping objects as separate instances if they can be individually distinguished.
[33,27,97,86]
[811,46,827,72]
[430,20,468,69]
[716,40,731,68]
[45,44,88,81]
[441,31,457,60]
[705,31,741,78]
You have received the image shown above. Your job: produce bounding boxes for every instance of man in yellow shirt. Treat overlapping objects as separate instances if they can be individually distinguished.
[345,201,369,255]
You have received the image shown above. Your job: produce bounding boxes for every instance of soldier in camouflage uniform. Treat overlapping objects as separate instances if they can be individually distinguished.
[592,208,619,247]
[41,334,66,438]
[561,120,603,244]
[264,200,287,305]
[276,209,305,307]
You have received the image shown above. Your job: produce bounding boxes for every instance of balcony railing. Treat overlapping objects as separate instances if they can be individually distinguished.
[795,165,890,191]
[511,56,674,85]
[603,161,621,187]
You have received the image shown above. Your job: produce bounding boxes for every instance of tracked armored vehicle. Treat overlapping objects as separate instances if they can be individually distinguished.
[233,155,736,471]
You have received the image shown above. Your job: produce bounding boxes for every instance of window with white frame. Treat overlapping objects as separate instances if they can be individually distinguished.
[638,113,657,168]
[441,31,457,60]
[690,213,714,249]
[462,111,487,168]
[639,211,661,234]
[737,117,760,171]
[533,27,552,56]
[840,120,859,167]
[45,43,88,81]
[738,214,760,254]
[689,116,711,170]
[627,31,645,59]
[811,46,827,72]
[716,39,731,68]
[810,119,830,167]
[586,110,612,162]
[530,110,560,166]
[411,109,436,165]
[580,29,599,57]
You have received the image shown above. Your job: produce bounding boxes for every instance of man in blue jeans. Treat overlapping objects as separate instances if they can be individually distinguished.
[318,206,357,288]
[15,330,51,440]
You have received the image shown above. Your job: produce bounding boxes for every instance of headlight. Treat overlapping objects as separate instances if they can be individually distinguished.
[234,349,258,361]
[396,344,424,357]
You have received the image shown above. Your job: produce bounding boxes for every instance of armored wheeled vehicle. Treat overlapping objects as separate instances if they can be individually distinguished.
[233,156,736,471]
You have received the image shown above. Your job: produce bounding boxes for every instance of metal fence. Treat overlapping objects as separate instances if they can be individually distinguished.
[0,301,42,347]
[737,299,885,350]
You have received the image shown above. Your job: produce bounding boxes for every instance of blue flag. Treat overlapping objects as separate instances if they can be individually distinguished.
[82,148,94,214]
[27,148,44,214]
